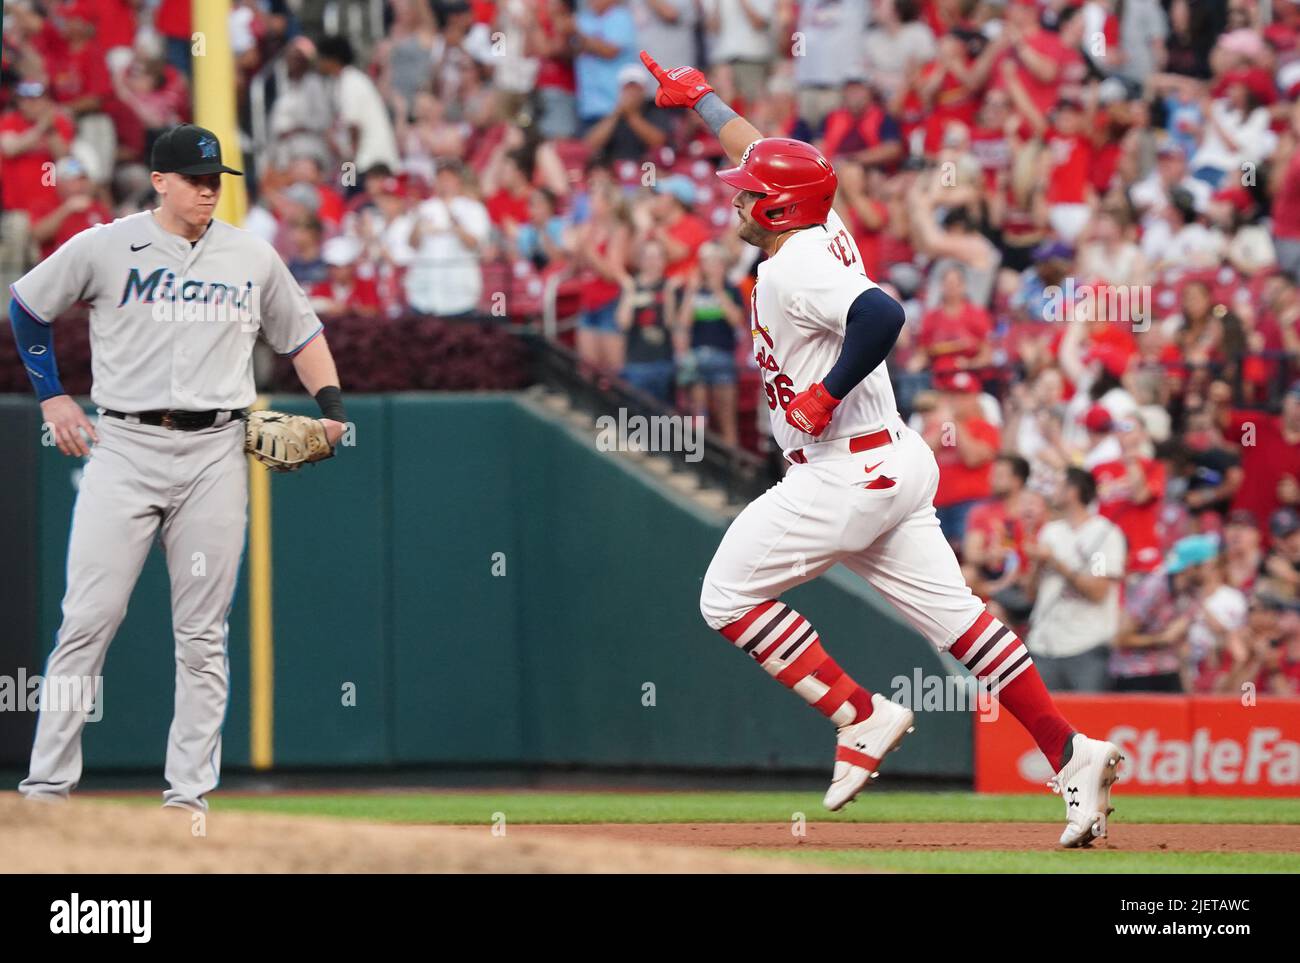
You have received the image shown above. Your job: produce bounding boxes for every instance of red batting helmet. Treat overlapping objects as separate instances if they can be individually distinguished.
[717,138,838,231]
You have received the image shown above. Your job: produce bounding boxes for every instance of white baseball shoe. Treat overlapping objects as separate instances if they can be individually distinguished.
[1049,733,1124,848]
[823,693,915,812]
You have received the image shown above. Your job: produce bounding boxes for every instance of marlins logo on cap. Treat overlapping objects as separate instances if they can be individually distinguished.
[151,124,243,176]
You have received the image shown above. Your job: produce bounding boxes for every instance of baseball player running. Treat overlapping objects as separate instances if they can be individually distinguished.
[641,53,1123,847]
[8,124,347,812]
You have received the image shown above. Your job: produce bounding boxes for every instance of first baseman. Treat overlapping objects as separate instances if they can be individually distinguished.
[641,52,1124,847]
[8,124,347,812]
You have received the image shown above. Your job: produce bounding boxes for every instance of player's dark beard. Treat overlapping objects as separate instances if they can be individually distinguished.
[737,218,776,248]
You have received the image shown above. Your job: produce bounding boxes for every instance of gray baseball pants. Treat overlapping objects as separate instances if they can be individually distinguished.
[19,412,247,810]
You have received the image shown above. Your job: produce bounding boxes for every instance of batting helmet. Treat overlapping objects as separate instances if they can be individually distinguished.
[716,138,838,231]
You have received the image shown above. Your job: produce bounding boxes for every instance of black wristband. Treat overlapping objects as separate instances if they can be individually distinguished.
[314,385,347,422]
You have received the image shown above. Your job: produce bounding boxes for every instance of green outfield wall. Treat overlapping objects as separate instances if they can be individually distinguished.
[0,394,973,778]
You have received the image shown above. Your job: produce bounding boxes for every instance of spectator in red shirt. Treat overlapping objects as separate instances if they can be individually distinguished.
[41,2,116,181]
[528,0,579,139]
[45,4,110,118]
[1252,597,1300,697]
[969,88,1014,191]
[30,155,111,260]
[308,236,382,319]
[3,3,67,77]
[913,34,980,155]
[915,264,993,372]
[482,148,534,231]
[573,180,633,375]
[835,161,889,280]
[0,81,75,225]
[285,155,345,228]
[1092,418,1168,576]
[818,77,904,170]
[1041,97,1095,244]
[924,369,1001,543]
[78,0,138,53]
[1272,100,1300,283]
[1219,380,1300,532]
[649,175,711,280]
[155,0,193,79]
[963,452,1032,596]
[107,41,191,163]
[978,0,1087,118]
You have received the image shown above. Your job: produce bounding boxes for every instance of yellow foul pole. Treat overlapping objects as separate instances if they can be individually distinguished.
[191,0,248,226]
[191,2,266,764]
[246,397,274,770]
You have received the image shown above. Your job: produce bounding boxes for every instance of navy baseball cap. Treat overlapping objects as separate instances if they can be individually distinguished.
[1271,507,1300,538]
[151,124,243,176]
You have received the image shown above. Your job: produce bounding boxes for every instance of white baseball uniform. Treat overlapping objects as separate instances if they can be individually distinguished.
[699,209,987,656]
[12,209,322,809]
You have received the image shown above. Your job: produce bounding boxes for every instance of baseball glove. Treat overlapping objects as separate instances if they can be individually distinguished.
[244,410,334,472]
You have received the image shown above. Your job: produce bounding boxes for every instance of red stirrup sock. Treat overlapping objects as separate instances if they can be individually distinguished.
[719,600,874,727]
[949,611,1076,769]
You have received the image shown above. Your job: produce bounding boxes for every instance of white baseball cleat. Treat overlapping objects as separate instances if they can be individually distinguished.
[1049,733,1124,848]
[823,693,915,812]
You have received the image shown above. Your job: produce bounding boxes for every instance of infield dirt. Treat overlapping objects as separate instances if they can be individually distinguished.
[0,795,825,873]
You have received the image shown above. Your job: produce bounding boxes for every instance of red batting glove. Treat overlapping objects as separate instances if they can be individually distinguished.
[785,382,841,437]
[639,50,714,109]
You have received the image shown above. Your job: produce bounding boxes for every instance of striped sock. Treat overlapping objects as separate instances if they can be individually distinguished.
[949,611,1074,767]
[720,600,874,727]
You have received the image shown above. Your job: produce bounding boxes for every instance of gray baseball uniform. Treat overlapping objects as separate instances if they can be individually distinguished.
[13,209,322,809]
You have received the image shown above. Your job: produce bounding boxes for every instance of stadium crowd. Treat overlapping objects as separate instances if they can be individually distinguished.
[4,0,1300,695]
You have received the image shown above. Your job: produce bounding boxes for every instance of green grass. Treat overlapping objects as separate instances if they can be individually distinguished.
[172,791,1300,826]
[95,791,1295,873]
[757,849,1300,874]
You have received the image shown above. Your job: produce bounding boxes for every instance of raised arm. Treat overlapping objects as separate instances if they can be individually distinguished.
[639,50,762,166]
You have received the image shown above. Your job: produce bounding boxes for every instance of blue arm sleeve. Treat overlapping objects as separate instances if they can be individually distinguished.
[8,294,65,401]
[822,287,905,401]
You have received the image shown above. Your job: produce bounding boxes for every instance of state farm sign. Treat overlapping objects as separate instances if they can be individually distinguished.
[1108,725,1299,788]
[978,695,1300,797]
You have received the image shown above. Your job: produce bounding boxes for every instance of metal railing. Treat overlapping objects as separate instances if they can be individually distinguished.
[320,0,386,48]
[526,335,774,506]
[247,55,287,179]
[247,0,386,181]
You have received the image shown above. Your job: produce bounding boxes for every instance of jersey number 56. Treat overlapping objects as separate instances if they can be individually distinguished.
[764,373,796,411]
